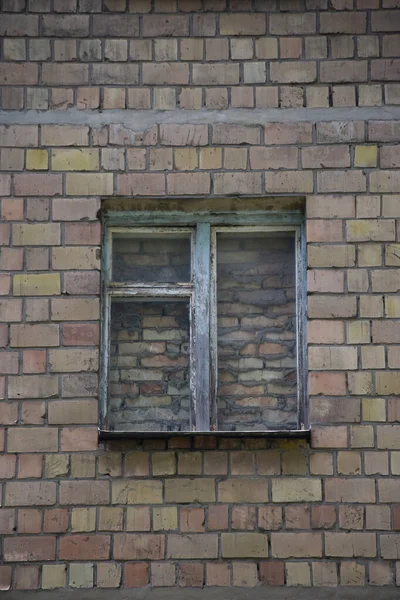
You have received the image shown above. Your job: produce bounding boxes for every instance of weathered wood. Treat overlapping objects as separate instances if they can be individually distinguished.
[99,224,112,430]
[194,223,211,432]
[296,222,308,430]
[105,211,304,227]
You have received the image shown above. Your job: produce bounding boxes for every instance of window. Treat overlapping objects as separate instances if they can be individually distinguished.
[100,199,307,436]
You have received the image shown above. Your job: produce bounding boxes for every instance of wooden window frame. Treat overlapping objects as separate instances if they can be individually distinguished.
[99,208,308,439]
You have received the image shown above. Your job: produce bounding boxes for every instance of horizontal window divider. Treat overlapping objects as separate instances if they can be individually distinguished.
[104,211,304,227]
[107,287,194,298]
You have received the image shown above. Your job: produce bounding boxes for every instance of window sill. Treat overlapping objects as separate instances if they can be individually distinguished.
[98,428,311,441]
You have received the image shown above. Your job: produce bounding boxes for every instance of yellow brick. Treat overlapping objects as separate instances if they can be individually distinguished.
[200,148,222,170]
[346,321,370,343]
[42,565,67,590]
[287,562,311,586]
[52,247,99,270]
[52,148,99,171]
[340,561,365,586]
[66,173,113,195]
[361,346,385,369]
[354,145,378,168]
[126,507,150,532]
[178,452,202,475]
[348,372,373,395]
[112,480,163,504]
[71,508,96,532]
[362,398,386,422]
[282,451,307,475]
[12,223,60,246]
[13,273,60,296]
[271,478,322,502]
[174,148,198,171]
[26,149,48,170]
[350,425,374,448]
[152,452,176,476]
[45,454,69,478]
[221,533,268,558]
[153,507,177,531]
[386,296,400,317]
[218,478,267,503]
[99,507,123,531]
[70,563,93,589]
[70,454,95,478]
[337,451,361,475]
[358,243,382,267]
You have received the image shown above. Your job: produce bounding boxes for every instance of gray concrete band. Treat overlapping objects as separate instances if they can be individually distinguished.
[4,588,400,599]
[0,106,400,128]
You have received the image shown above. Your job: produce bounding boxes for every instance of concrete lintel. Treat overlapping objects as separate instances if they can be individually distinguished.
[1,106,400,128]
[4,588,400,600]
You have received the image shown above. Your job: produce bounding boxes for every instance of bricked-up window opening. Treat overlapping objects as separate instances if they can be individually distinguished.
[100,210,307,436]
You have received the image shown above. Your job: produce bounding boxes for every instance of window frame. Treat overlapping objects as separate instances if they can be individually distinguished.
[99,209,308,438]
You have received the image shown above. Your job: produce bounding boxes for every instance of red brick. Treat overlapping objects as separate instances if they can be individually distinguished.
[63,272,100,295]
[0,565,11,591]
[142,14,188,36]
[208,505,229,530]
[0,455,16,479]
[5,481,56,506]
[265,122,312,144]
[18,454,43,479]
[18,509,42,534]
[61,427,98,451]
[2,198,24,221]
[63,323,100,346]
[21,401,46,425]
[23,350,46,374]
[14,565,39,590]
[181,507,205,532]
[124,563,149,588]
[43,509,69,533]
[168,173,210,195]
[179,563,203,587]
[64,222,101,245]
[59,535,110,560]
[0,248,23,270]
[0,509,15,535]
[260,561,285,585]
[0,402,18,425]
[117,174,165,196]
[372,11,400,32]
[14,174,62,197]
[3,536,56,562]
[0,64,38,86]
[60,481,109,505]
[312,427,348,448]
[311,505,337,529]
[369,121,400,141]
[114,534,165,560]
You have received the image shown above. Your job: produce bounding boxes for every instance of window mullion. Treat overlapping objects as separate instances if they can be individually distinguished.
[194,222,211,432]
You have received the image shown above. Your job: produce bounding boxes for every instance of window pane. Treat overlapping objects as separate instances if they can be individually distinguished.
[109,299,191,432]
[112,233,191,283]
[216,232,297,431]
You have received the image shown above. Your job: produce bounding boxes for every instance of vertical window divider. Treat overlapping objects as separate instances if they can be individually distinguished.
[296,222,308,430]
[210,227,218,431]
[99,223,112,431]
[194,222,211,432]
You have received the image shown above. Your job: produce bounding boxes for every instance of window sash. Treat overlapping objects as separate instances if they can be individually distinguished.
[100,215,307,434]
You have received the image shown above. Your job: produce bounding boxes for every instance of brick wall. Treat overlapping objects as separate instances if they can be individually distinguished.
[1,0,400,593]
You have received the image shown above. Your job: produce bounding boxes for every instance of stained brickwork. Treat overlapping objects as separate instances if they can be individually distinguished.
[1,0,400,593]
